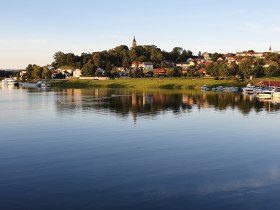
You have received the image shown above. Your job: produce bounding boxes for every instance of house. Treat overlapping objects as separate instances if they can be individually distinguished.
[164,61,175,67]
[140,62,153,70]
[176,62,189,69]
[131,62,153,70]
[198,68,210,77]
[96,68,105,75]
[115,67,125,72]
[261,81,280,87]
[217,57,224,62]
[236,51,264,58]
[176,60,196,69]
[57,68,74,74]
[153,68,168,76]
[73,69,82,78]
[203,52,210,60]
[131,61,141,68]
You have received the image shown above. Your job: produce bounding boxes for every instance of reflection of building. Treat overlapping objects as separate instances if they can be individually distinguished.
[58,89,82,108]
[182,94,209,109]
[56,89,272,122]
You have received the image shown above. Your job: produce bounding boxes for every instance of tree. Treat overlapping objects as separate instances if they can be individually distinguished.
[81,61,95,76]
[171,47,183,63]
[253,64,264,78]
[53,51,66,67]
[93,53,102,68]
[206,62,219,78]
[133,67,144,78]
[211,53,224,62]
[42,66,52,79]
[105,61,112,77]
[219,63,228,78]
[227,63,239,77]
[239,58,254,79]
[264,62,280,77]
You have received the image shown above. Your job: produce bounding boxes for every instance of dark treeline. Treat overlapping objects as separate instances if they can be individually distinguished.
[51,46,280,79]
[0,70,16,78]
[52,45,194,77]
[206,53,280,79]
[19,44,280,81]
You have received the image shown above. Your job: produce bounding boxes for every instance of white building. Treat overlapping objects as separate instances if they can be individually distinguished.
[140,62,153,70]
[73,69,82,78]
[131,62,153,70]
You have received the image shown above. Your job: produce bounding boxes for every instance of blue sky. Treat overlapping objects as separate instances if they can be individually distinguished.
[1,0,280,69]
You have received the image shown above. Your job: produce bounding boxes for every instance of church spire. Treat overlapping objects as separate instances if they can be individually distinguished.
[131,36,137,49]
[269,46,272,52]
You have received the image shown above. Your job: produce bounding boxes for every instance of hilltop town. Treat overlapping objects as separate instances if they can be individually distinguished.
[13,37,280,81]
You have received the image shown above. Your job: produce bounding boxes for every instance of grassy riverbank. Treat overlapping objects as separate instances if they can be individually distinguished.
[50,78,252,90]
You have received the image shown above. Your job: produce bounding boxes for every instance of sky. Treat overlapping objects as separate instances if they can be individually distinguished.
[1,0,280,69]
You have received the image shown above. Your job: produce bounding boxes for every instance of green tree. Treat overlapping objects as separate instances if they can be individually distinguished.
[42,66,52,79]
[92,53,101,68]
[211,53,224,62]
[238,58,254,79]
[105,61,112,77]
[81,61,95,76]
[264,62,280,77]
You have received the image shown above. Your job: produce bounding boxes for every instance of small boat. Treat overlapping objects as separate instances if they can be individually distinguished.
[216,86,224,92]
[36,80,52,88]
[1,78,19,86]
[224,87,239,92]
[256,90,272,99]
[272,87,280,98]
[243,85,255,94]
[201,85,210,91]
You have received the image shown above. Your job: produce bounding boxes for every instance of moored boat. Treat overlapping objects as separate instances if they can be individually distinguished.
[36,80,52,88]
[224,87,239,92]
[215,86,224,91]
[272,87,280,98]
[256,90,272,99]
[201,85,210,91]
[1,78,19,86]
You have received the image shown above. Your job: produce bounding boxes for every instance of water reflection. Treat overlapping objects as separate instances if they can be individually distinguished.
[56,89,280,121]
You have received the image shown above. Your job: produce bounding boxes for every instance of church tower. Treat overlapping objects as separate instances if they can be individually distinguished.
[269,46,272,53]
[131,36,137,49]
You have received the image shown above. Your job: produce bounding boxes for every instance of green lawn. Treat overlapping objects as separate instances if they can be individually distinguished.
[50,78,252,90]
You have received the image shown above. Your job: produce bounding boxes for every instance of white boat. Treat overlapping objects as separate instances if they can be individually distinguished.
[256,90,272,99]
[242,84,263,94]
[1,78,19,86]
[216,86,224,91]
[243,85,255,94]
[272,87,280,98]
[201,85,210,91]
[224,87,239,92]
[36,80,52,88]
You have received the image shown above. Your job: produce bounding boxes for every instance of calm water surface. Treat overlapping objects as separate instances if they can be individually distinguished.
[0,86,280,210]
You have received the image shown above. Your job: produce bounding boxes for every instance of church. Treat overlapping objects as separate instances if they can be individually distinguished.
[131,36,137,49]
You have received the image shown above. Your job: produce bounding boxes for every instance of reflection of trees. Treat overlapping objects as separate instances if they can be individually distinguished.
[56,89,280,121]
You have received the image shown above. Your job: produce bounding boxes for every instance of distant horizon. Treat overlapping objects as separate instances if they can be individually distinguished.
[1,0,280,69]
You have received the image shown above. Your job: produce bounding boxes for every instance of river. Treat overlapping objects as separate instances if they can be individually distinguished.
[0,86,280,210]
